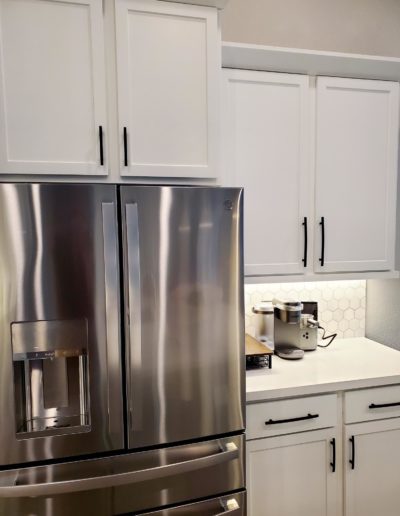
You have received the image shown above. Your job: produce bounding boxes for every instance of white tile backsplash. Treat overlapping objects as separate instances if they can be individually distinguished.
[245,280,366,339]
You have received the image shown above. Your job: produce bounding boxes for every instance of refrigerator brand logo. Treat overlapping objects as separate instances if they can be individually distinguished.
[224,200,233,211]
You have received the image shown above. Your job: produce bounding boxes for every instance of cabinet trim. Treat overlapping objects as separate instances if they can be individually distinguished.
[222,42,400,82]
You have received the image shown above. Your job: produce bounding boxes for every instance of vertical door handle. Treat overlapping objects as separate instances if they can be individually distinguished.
[123,127,128,167]
[302,217,308,267]
[102,202,123,442]
[349,435,355,470]
[99,126,104,166]
[319,217,325,266]
[330,437,336,473]
[125,203,142,432]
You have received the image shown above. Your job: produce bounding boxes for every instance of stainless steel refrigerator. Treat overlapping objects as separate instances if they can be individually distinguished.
[0,183,245,515]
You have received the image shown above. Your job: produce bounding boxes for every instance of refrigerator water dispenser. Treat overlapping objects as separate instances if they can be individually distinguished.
[11,319,89,436]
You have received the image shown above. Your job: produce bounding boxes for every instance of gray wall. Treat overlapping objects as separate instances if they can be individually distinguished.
[366,280,400,350]
[221,0,400,57]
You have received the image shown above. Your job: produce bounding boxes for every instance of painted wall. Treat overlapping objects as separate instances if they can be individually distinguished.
[366,279,400,350]
[221,0,400,57]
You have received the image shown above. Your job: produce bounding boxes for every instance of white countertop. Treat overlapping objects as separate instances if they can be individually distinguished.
[246,338,400,402]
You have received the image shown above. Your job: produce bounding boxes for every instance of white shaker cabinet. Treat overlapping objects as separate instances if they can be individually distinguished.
[0,0,108,175]
[344,419,400,516]
[247,429,339,516]
[314,77,399,273]
[221,70,310,276]
[115,0,219,179]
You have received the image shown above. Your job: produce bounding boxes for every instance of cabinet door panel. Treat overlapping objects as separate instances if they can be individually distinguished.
[345,419,400,516]
[315,77,399,272]
[247,430,338,516]
[116,0,218,178]
[0,0,107,175]
[222,70,310,276]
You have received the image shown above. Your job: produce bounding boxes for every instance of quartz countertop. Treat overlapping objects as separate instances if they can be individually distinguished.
[246,338,400,402]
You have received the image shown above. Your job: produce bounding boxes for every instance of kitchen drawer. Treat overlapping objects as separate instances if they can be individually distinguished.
[246,394,337,439]
[345,384,400,423]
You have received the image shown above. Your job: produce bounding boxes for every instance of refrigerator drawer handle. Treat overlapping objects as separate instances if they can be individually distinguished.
[0,442,238,498]
[141,496,241,515]
[216,498,241,514]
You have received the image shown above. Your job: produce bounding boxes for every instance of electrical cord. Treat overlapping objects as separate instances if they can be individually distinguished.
[317,324,337,348]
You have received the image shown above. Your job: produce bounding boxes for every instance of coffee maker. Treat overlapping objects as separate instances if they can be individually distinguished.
[273,299,319,359]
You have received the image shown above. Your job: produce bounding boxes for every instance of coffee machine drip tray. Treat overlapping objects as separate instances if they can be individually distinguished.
[276,345,305,360]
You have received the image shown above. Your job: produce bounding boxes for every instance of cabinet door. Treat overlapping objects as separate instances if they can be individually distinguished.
[221,70,310,276]
[345,419,400,516]
[0,0,108,175]
[247,429,339,516]
[115,0,219,178]
[315,77,399,273]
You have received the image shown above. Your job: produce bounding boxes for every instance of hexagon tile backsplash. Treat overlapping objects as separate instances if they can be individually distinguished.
[245,280,366,339]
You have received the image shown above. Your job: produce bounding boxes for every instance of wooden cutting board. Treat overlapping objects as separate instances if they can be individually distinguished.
[245,333,273,356]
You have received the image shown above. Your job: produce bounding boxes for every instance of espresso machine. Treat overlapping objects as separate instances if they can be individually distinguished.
[273,299,319,359]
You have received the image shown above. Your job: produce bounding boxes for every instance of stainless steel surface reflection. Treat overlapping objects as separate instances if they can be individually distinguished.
[120,186,245,449]
[0,436,244,516]
[0,184,124,466]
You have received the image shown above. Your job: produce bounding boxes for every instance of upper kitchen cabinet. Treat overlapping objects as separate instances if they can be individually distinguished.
[115,0,219,179]
[314,77,399,273]
[0,0,108,176]
[221,69,310,276]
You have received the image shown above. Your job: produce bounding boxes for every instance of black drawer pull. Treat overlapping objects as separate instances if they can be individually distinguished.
[99,125,104,166]
[369,402,400,409]
[265,413,319,426]
[302,217,308,267]
[349,436,355,470]
[330,438,336,473]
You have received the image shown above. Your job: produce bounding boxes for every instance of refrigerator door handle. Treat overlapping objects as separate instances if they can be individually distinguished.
[0,442,238,498]
[102,202,123,441]
[125,202,142,431]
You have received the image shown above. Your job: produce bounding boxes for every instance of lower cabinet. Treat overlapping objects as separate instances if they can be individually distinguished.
[344,418,400,516]
[246,385,400,516]
[247,428,339,516]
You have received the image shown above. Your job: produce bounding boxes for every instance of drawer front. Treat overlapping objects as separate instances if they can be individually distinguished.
[345,384,400,423]
[246,394,337,439]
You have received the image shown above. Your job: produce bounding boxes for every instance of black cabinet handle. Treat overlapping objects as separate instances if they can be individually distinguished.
[123,127,128,167]
[302,217,308,267]
[330,438,336,473]
[99,126,104,166]
[369,402,400,409]
[349,436,355,470]
[319,217,325,266]
[265,413,319,426]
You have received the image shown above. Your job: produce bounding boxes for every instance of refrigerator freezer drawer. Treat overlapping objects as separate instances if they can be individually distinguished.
[0,435,244,515]
[142,491,245,515]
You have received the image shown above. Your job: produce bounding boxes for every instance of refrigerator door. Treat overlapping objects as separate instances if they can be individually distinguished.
[0,435,244,516]
[0,184,124,466]
[120,186,244,448]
